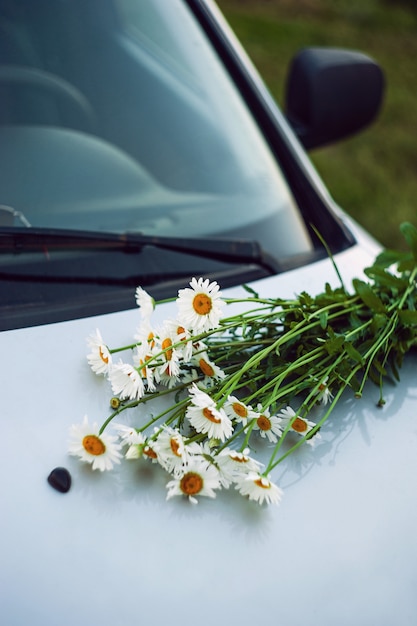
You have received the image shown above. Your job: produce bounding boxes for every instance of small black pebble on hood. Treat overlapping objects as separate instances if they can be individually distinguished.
[47,467,72,493]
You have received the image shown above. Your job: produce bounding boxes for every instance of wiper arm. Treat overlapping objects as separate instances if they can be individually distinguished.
[0,226,281,273]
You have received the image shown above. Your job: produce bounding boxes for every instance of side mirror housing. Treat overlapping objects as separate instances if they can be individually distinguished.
[285,47,385,150]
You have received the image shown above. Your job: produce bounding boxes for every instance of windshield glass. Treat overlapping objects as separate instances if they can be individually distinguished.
[0,0,312,260]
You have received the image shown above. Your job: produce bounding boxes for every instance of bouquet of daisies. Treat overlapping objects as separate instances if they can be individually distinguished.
[68,223,417,506]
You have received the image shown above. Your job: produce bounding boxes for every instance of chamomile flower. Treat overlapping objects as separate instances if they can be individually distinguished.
[68,415,122,471]
[186,403,233,442]
[140,439,160,463]
[109,361,145,400]
[277,406,320,446]
[134,322,158,352]
[166,459,221,504]
[236,472,283,505]
[163,319,193,361]
[177,277,223,332]
[133,343,157,392]
[313,376,334,405]
[154,426,189,475]
[186,384,233,442]
[86,328,112,376]
[216,447,262,486]
[135,286,155,321]
[112,424,147,459]
[112,423,144,446]
[187,383,216,408]
[157,325,182,387]
[224,396,256,426]
[193,352,225,386]
[252,406,283,443]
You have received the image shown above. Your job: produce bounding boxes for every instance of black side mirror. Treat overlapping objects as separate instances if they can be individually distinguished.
[285,47,385,150]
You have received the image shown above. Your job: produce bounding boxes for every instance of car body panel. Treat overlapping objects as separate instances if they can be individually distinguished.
[1,228,416,626]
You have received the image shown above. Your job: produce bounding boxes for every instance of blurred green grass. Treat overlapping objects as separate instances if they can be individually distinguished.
[217,0,417,249]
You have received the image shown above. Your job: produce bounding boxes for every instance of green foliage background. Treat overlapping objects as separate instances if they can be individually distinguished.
[217,0,417,250]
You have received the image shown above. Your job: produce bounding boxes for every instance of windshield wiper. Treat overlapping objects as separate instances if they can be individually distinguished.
[0,226,281,274]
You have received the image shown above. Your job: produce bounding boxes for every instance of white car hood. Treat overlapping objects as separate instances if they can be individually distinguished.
[1,240,416,626]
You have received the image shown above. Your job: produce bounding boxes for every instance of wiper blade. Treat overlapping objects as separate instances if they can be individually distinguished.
[0,226,281,273]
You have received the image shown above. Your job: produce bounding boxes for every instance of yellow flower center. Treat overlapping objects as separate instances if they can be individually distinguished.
[82,435,106,456]
[138,357,148,377]
[192,293,212,316]
[170,437,182,457]
[232,402,247,418]
[203,407,221,424]
[99,347,109,364]
[199,358,215,377]
[230,452,248,464]
[180,472,203,496]
[143,446,157,459]
[147,332,155,349]
[162,337,173,361]
[292,417,308,433]
[255,477,271,490]
[257,415,271,431]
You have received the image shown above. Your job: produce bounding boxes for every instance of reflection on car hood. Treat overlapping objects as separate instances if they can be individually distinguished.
[1,233,416,626]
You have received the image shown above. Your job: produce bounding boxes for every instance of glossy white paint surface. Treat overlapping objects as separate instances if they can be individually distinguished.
[1,239,416,626]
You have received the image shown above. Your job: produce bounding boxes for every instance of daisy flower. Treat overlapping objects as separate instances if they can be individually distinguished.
[156,324,182,387]
[154,426,189,475]
[186,385,233,442]
[187,383,216,408]
[135,286,155,321]
[193,352,225,386]
[186,403,233,443]
[68,415,122,471]
[216,447,262,487]
[109,361,145,400]
[158,360,182,388]
[134,321,158,352]
[127,437,159,462]
[163,319,193,361]
[112,423,144,446]
[236,472,283,505]
[125,441,146,460]
[177,277,223,333]
[224,396,256,426]
[277,406,321,446]
[86,328,112,376]
[133,344,157,392]
[112,423,147,459]
[252,406,283,443]
[166,459,221,504]
[313,376,334,405]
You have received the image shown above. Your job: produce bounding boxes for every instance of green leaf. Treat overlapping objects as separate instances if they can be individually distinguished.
[299,291,314,306]
[323,334,345,355]
[371,313,389,333]
[372,358,387,376]
[352,278,386,313]
[364,265,407,290]
[344,341,364,365]
[398,257,417,272]
[241,283,259,298]
[319,311,328,329]
[400,222,417,262]
[399,310,417,325]
[374,248,408,268]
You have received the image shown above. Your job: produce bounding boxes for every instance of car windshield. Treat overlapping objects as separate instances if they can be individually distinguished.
[0,0,312,259]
